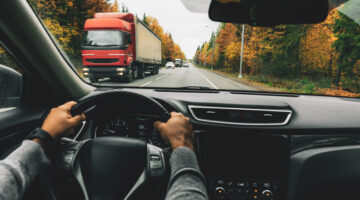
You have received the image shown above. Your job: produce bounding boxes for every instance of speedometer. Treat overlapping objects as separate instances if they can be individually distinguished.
[102,119,129,137]
[96,116,169,149]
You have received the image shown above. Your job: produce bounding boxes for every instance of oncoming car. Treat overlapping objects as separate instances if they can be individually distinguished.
[0,0,360,200]
[165,61,175,69]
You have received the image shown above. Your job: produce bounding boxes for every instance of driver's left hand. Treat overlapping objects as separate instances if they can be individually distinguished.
[41,101,86,140]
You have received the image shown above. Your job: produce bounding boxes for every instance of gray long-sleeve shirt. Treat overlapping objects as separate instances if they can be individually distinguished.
[0,140,208,200]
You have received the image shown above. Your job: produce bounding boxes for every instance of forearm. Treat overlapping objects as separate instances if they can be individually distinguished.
[166,147,208,200]
[0,140,50,200]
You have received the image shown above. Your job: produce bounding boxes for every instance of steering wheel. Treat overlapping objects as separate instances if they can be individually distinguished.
[48,91,171,200]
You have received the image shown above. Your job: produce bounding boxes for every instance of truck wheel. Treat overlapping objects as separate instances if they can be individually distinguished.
[155,66,159,74]
[133,64,138,79]
[89,77,98,83]
[150,66,156,75]
[126,69,134,82]
[138,64,145,79]
[111,77,120,82]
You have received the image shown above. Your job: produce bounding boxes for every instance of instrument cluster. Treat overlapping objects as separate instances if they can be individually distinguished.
[96,115,168,148]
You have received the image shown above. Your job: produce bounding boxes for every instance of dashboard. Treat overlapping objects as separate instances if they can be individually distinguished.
[95,115,169,148]
[72,88,360,200]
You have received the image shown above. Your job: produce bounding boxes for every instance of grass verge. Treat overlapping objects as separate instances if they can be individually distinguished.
[195,64,360,97]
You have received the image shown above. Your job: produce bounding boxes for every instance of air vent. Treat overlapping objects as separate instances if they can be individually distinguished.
[188,105,292,126]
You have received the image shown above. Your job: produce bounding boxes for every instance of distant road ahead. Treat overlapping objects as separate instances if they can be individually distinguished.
[90,63,256,91]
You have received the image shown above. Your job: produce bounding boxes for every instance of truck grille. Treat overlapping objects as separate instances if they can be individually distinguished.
[86,59,119,63]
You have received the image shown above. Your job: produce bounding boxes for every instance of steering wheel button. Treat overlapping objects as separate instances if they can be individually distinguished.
[236,182,249,188]
[251,182,259,188]
[150,161,163,169]
[150,155,160,161]
[263,182,271,188]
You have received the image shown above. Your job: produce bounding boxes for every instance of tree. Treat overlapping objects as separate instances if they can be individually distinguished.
[121,3,129,13]
[333,12,360,86]
[299,9,338,78]
[28,0,119,57]
[142,13,149,26]
[208,32,215,50]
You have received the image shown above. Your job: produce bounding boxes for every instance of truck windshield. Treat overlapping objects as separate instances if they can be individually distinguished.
[83,30,125,48]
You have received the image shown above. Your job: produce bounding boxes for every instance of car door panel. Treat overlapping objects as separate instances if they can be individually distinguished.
[0,107,47,158]
[288,145,360,200]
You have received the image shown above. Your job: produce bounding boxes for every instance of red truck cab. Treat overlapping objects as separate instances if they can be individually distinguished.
[82,13,136,82]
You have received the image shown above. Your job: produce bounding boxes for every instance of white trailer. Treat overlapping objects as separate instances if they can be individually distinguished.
[134,17,161,75]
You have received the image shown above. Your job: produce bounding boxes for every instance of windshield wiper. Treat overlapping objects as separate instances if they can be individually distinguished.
[101,45,121,47]
[83,44,120,47]
[83,44,100,47]
[179,86,213,90]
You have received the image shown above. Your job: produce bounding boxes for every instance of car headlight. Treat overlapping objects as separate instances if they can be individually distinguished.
[117,68,125,72]
[83,67,89,71]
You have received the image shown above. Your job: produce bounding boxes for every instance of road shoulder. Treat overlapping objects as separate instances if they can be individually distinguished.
[195,66,283,92]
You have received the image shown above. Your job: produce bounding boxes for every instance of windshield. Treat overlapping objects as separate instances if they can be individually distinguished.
[83,30,125,48]
[28,0,360,97]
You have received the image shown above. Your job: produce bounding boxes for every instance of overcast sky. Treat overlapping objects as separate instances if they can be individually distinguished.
[114,0,219,59]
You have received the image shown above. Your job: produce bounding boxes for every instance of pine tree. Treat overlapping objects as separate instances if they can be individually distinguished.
[332,12,360,85]
[142,13,149,26]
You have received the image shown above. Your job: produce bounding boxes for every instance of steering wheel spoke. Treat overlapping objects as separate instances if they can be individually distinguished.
[50,138,168,200]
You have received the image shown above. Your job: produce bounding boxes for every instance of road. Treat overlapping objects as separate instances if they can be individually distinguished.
[90,63,256,91]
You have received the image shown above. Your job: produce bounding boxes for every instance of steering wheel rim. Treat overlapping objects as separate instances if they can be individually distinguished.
[48,91,171,200]
[71,90,171,122]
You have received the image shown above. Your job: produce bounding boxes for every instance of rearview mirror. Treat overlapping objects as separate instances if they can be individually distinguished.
[125,33,132,45]
[208,0,329,26]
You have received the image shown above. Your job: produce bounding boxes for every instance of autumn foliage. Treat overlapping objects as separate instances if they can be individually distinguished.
[29,0,120,54]
[194,8,360,97]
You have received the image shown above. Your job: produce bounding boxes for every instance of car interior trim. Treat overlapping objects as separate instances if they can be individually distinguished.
[124,169,147,200]
[73,121,87,141]
[71,141,89,200]
[188,105,293,126]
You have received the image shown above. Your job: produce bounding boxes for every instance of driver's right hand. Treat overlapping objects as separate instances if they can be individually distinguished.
[153,112,194,151]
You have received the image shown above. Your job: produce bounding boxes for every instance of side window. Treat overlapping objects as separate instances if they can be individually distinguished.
[0,44,23,112]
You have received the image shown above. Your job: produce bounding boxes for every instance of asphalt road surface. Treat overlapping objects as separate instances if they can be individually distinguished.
[88,63,256,91]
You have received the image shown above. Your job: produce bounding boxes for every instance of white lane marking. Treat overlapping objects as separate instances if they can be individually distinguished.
[195,68,219,89]
[155,74,169,81]
[140,81,152,87]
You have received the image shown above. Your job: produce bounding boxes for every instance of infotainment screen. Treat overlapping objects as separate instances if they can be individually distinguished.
[198,132,289,179]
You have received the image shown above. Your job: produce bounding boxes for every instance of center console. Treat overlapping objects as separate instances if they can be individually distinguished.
[196,131,289,200]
